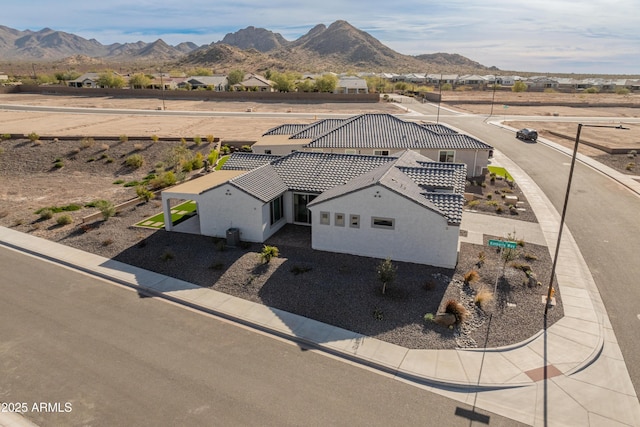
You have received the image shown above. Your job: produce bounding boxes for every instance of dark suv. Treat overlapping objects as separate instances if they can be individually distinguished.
[516,128,538,142]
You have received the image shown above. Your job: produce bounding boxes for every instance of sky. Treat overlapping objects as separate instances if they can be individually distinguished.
[4,0,639,75]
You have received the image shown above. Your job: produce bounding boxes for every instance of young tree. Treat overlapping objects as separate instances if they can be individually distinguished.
[314,74,338,93]
[227,69,245,86]
[129,73,152,89]
[377,257,397,295]
[270,71,297,92]
[512,80,528,92]
[97,71,126,88]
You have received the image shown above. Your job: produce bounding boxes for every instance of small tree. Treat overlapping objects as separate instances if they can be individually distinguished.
[259,245,279,264]
[227,69,245,86]
[377,257,397,295]
[129,73,152,89]
[512,80,528,92]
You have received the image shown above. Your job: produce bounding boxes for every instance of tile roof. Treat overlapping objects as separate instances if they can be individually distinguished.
[300,114,492,150]
[229,164,288,202]
[263,124,310,136]
[289,119,349,139]
[221,153,282,171]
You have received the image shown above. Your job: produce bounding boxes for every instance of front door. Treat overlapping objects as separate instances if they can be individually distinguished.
[293,194,316,224]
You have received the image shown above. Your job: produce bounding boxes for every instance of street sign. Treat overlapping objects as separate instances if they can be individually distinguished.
[488,239,517,249]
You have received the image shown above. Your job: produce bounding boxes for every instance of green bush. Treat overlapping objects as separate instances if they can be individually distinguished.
[193,135,202,146]
[119,134,128,143]
[206,134,215,144]
[584,86,599,93]
[208,149,219,166]
[1,133,11,140]
[56,214,73,225]
[135,185,154,202]
[125,154,144,169]
[192,152,204,169]
[27,132,39,142]
[54,161,64,169]
[95,200,116,220]
[151,134,159,143]
[259,245,279,263]
[616,87,630,95]
[39,209,53,220]
[148,171,177,190]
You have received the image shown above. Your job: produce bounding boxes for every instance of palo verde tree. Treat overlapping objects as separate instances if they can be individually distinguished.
[129,73,152,89]
[314,74,338,93]
[270,71,299,92]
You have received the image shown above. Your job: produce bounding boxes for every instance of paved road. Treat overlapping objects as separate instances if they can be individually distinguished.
[404,100,640,397]
[0,246,523,427]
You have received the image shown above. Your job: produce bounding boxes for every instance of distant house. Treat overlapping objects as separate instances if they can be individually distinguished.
[161,150,465,268]
[334,76,369,94]
[457,75,487,87]
[0,72,8,81]
[67,73,102,88]
[427,74,459,86]
[235,74,274,92]
[251,113,493,177]
[179,75,228,91]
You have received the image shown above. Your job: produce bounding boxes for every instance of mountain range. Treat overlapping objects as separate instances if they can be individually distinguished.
[0,21,491,73]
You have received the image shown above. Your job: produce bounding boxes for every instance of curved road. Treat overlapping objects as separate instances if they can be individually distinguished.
[406,99,640,396]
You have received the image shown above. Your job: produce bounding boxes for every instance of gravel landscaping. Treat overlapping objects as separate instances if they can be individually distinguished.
[0,136,564,350]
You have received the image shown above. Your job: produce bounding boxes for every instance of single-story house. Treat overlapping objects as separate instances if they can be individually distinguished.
[161,150,466,268]
[251,113,493,177]
[334,76,369,94]
[178,75,228,91]
[67,73,102,88]
[235,74,274,92]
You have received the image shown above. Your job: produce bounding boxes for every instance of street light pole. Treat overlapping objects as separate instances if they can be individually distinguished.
[544,123,628,321]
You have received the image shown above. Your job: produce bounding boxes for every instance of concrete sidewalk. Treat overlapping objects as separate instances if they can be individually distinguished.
[1,152,639,426]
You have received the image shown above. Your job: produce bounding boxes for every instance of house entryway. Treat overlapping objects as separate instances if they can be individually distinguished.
[293,193,316,224]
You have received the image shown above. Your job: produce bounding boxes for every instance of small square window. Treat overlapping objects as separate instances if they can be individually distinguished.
[320,211,330,225]
[349,214,360,228]
[335,213,345,226]
[345,149,357,154]
[264,149,272,154]
[374,150,390,156]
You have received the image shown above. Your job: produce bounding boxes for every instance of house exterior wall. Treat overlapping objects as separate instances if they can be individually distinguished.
[251,142,305,155]
[308,185,459,268]
[195,184,267,242]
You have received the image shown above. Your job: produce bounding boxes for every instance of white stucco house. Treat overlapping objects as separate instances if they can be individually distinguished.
[161,150,466,268]
[251,113,493,177]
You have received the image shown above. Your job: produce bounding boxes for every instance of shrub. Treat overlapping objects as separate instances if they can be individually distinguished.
[56,214,73,225]
[584,86,599,93]
[259,245,279,263]
[193,135,202,146]
[626,162,635,171]
[100,143,110,151]
[95,200,116,220]
[27,131,39,142]
[135,185,155,202]
[161,250,174,261]
[616,87,630,95]
[180,159,193,172]
[474,287,494,310]
[105,157,114,164]
[102,238,114,246]
[486,194,492,200]
[423,313,435,323]
[113,179,125,185]
[221,144,231,155]
[208,149,219,166]
[180,138,187,146]
[463,270,479,284]
[125,154,144,169]
[477,251,486,267]
[80,137,95,149]
[466,200,480,208]
[149,171,177,189]
[39,209,53,220]
[151,134,159,143]
[133,143,144,151]
[485,200,498,207]
[54,161,64,169]
[1,133,11,140]
[523,253,538,261]
[240,145,252,152]
[192,152,204,170]
[445,299,469,324]
[206,134,215,144]
[119,134,128,143]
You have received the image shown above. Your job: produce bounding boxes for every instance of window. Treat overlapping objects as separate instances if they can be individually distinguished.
[320,211,330,225]
[264,149,272,154]
[335,213,345,227]
[371,217,395,229]
[345,149,357,154]
[270,195,284,225]
[349,214,360,228]
[374,150,390,156]
[439,150,455,163]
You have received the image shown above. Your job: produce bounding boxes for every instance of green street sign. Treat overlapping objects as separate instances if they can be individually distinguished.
[488,239,517,249]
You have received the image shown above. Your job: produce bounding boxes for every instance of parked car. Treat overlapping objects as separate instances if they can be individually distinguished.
[516,128,538,142]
